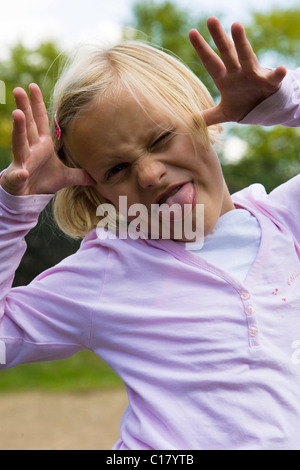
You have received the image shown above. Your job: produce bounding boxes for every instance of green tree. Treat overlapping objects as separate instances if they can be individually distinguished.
[245,8,300,68]
[223,126,300,194]
[123,0,221,99]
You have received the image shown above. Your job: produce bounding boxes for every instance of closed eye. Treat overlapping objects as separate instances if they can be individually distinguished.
[151,131,174,150]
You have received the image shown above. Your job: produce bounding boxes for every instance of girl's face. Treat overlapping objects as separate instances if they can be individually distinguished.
[65,91,234,241]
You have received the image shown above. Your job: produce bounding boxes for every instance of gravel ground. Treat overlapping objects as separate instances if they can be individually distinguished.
[0,388,128,450]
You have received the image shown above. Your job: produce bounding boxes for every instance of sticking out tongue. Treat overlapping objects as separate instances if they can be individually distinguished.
[165,182,194,206]
[159,182,195,221]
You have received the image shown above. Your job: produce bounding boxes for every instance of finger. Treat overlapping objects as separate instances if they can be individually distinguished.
[11,109,30,164]
[29,83,50,136]
[231,22,259,71]
[206,17,240,72]
[3,167,29,191]
[62,167,96,188]
[13,87,40,145]
[189,29,226,78]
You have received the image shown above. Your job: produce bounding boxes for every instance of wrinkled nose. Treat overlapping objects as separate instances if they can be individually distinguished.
[137,158,167,189]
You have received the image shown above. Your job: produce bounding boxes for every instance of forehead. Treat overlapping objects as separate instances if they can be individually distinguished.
[73,92,171,141]
[66,89,173,159]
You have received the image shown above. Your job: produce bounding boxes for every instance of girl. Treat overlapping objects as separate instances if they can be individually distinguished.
[1,17,299,450]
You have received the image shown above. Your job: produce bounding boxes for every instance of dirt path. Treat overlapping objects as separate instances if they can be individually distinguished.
[0,388,128,450]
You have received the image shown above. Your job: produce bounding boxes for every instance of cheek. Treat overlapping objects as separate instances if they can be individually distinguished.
[198,146,223,181]
[174,138,196,162]
[95,184,138,217]
[180,137,218,172]
[94,184,119,206]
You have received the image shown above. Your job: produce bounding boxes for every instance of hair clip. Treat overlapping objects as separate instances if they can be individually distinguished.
[54,112,61,141]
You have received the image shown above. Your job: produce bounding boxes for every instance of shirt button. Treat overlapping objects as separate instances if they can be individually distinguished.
[241,291,250,301]
[249,326,258,337]
[246,305,255,316]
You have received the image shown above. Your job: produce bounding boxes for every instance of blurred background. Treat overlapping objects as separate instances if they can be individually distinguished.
[0,0,300,445]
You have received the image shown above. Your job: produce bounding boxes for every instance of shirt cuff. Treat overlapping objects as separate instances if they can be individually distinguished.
[239,71,294,126]
[0,185,54,214]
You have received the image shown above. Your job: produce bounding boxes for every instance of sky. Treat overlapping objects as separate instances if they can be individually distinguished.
[0,0,299,59]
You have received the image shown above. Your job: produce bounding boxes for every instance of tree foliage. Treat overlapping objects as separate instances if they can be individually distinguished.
[245,8,300,67]
[123,0,221,98]
[223,126,300,194]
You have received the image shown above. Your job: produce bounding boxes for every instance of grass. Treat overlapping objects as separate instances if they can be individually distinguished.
[0,350,123,393]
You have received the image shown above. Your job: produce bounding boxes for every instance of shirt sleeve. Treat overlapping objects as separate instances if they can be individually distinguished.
[232,174,300,245]
[0,186,106,369]
[267,174,300,241]
[240,69,300,127]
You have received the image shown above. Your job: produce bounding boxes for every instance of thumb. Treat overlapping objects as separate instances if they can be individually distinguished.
[202,105,228,127]
[64,167,96,188]
[268,65,287,88]
[0,167,30,195]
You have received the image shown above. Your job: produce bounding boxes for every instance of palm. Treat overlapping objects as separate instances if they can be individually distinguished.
[189,17,287,126]
[1,84,94,196]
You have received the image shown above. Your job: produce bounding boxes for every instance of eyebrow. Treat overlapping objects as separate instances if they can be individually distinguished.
[78,115,176,169]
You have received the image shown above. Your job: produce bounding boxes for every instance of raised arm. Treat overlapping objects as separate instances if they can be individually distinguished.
[0,85,96,369]
[1,84,94,196]
[189,17,287,126]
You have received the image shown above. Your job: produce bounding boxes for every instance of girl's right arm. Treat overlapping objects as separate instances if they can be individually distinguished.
[0,85,96,368]
[0,184,96,368]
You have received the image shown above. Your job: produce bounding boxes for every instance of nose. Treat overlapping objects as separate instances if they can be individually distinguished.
[136,156,167,189]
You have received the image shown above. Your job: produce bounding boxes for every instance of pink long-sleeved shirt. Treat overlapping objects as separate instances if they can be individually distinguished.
[1,70,300,450]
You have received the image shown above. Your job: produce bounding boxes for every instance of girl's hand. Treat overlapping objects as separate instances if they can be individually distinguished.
[1,84,95,196]
[189,17,287,126]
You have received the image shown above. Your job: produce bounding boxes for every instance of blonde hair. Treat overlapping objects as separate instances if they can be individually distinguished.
[50,40,222,238]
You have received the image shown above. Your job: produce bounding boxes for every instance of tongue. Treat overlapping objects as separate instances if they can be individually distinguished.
[165,182,194,208]
[160,182,195,221]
